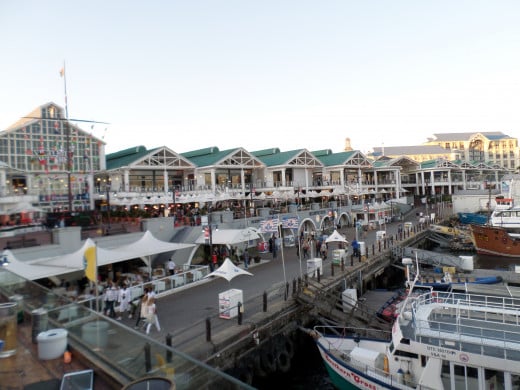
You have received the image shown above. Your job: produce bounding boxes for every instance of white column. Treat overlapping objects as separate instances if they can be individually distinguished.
[124,170,130,192]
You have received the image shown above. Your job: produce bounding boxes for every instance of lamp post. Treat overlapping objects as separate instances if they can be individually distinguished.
[105,176,111,231]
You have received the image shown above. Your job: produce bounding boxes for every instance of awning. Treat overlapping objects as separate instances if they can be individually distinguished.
[195,227,263,245]
[2,231,195,281]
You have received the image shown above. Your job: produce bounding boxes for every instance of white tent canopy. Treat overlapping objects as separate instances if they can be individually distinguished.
[3,231,195,281]
[205,257,252,282]
[3,202,45,215]
[195,227,263,245]
[1,249,83,280]
[325,230,349,244]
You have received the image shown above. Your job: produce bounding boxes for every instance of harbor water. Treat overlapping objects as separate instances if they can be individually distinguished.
[253,332,335,390]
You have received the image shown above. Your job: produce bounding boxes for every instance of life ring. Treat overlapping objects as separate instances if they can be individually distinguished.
[361,255,367,262]
[236,363,254,385]
[253,353,268,378]
[283,337,295,359]
[260,346,277,374]
[276,349,291,373]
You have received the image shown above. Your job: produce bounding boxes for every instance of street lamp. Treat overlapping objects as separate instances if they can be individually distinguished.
[105,176,111,232]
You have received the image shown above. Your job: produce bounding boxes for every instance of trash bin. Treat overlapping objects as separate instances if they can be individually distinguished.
[37,328,68,360]
[31,308,48,344]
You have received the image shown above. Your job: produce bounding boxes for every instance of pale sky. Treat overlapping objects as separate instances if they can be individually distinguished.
[1,1,519,155]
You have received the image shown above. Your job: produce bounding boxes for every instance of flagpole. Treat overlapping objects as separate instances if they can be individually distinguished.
[62,61,69,118]
[60,61,73,211]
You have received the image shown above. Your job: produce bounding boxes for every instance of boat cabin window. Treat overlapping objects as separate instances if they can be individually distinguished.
[393,349,418,359]
[389,341,395,353]
[485,369,505,389]
[400,337,410,345]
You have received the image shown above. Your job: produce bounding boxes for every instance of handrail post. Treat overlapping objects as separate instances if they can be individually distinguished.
[205,317,211,342]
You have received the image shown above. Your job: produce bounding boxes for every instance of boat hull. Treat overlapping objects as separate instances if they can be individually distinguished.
[470,224,520,257]
[316,341,399,390]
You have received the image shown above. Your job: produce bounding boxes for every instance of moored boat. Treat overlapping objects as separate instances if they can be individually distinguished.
[457,211,489,225]
[309,289,520,389]
[469,224,520,258]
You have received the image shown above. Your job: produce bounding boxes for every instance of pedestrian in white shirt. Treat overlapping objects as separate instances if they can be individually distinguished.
[145,297,161,334]
[167,258,176,275]
[117,284,131,320]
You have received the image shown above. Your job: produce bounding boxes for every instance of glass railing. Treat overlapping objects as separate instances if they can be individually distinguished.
[0,268,254,389]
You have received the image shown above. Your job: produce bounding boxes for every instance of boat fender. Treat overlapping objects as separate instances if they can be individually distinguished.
[383,355,389,374]
[276,349,291,373]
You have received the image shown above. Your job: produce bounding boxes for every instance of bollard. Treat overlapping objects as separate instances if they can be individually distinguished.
[292,278,297,295]
[166,333,173,363]
[298,277,302,291]
[263,291,267,312]
[304,273,308,286]
[237,302,243,325]
[317,267,321,282]
[206,317,211,342]
[331,262,334,277]
[285,282,289,300]
[378,241,381,252]
[144,343,151,373]
[342,258,345,271]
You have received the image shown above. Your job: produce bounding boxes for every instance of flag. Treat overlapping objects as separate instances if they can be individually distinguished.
[260,217,279,233]
[84,246,97,282]
[59,67,64,77]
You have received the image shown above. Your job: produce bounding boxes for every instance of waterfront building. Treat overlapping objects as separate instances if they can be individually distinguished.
[0,102,105,213]
[370,131,519,170]
[0,103,513,222]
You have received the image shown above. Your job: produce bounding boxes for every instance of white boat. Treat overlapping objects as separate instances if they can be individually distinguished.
[489,206,520,231]
[309,289,520,389]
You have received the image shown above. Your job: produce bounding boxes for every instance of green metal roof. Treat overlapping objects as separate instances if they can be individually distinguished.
[252,149,304,167]
[250,148,280,157]
[181,147,243,167]
[311,149,333,157]
[316,150,358,167]
[106,145,158,170]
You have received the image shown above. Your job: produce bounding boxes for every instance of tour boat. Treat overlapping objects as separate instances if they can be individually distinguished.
[469,224,520,258]
[310,289,520,389]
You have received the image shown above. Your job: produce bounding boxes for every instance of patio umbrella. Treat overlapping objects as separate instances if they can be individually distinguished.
[3,203,45,215]
[205,258,253,282]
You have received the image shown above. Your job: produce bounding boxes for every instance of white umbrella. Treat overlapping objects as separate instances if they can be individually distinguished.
[3,203,45,215]
[205,258,253,282]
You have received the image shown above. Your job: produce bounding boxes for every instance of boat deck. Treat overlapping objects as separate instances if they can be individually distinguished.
[401,292,520,362]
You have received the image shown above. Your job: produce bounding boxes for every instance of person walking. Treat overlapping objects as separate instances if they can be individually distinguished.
[211,250,218,272]
[134,289,149,329]
[117,284,131,320]
[167,257,176,275]
[104,283,118,318]
[145,297,161,334]
[243,249,249,270]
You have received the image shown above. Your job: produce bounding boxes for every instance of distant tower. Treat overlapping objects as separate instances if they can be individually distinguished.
[344,138,353,151]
